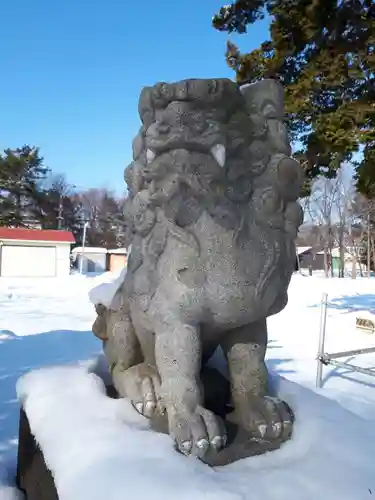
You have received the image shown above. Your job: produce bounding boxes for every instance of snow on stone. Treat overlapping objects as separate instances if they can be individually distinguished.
[88,268,127,308]
[1,273,375,499]
[16,363,375,500]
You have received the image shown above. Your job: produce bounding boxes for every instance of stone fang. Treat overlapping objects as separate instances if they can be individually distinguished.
[211,144,226,167]
[146,149,156,163]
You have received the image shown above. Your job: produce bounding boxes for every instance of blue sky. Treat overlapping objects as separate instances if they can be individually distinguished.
[0,1,270,194]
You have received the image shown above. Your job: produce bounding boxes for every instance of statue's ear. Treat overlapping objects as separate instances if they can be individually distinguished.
[92,305,108,340]
[95,303,106,315]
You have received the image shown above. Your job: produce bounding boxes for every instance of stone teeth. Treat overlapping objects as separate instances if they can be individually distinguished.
[211,144,226,167]
[146,149,156,163]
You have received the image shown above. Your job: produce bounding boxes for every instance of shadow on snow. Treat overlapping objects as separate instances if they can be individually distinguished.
[309,294,375,314]
[0,329,101,477]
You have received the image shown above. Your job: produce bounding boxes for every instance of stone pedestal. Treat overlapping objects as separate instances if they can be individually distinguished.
[15,367,293,498]
[16,407,58,500]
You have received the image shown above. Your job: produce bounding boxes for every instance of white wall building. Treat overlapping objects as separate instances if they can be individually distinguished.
[71,247,107,274]
[0,228,75,278]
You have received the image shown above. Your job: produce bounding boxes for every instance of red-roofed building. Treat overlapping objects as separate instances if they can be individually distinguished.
[0,228,75,278]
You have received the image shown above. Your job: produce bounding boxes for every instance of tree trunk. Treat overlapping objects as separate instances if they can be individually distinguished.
[328,229,334,277]
[351,256,357,279]
[323,246,329,278]
[339,242,345,278]
[329,249,335,278]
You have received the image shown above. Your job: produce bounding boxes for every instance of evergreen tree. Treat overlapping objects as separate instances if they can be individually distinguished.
[0,146,49,226]
[213,1,375,191]
[355,130,375,198]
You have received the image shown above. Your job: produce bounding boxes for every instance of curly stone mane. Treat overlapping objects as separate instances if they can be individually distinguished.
[122,78,303,307]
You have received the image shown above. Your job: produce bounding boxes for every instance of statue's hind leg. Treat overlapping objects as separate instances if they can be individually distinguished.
[108,316,165,419]
[154,320,226,458]
[221,319,293,442]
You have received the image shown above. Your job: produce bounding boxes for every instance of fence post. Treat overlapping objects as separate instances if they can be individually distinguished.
[316,292,328,388]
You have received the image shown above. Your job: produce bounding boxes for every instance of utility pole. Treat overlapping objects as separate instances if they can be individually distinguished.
[57,195,63,230]
[79,221,89,274]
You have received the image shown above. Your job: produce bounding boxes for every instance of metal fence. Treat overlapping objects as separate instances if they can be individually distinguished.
[316,292,375,388]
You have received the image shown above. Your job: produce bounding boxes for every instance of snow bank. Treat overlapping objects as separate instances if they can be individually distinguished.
[0,271,125,337]
[3,273,375,499]
[17,363,375,500]
[0,485,23,500]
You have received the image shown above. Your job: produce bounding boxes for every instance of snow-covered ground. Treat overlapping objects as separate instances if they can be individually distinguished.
[1,272,375,499]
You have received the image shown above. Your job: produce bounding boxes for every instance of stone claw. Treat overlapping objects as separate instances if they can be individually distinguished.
[144,401,156,418]
[169,403,225,459]
[258,424,267,438]
[240,396,294,442]
[196,438,209,451]
[210,435,225,450]
[135,402,144,415]
[116,364,162,419]
[181,440,192,455]
[272,422,282,438]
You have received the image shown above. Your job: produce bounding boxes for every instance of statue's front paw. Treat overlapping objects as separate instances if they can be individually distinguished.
[240,396,294,442]
[169,405,226,459]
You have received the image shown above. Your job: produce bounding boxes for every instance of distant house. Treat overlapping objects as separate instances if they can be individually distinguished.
[296,246,325,272]
[107,248,128,273]
[296,245,366,276]
[71,247,107,274]
[0,227,75,278]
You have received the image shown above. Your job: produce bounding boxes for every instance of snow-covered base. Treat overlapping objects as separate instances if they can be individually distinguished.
[17,360,375,500]
[2,271,375,499]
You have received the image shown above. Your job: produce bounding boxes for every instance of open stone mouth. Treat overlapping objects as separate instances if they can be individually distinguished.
[145,143,227,168]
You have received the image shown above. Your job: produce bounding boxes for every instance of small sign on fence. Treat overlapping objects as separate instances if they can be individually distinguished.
[356,317,375,333]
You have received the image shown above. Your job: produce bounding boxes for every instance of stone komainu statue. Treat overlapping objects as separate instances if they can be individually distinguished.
[92,78,303,462]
